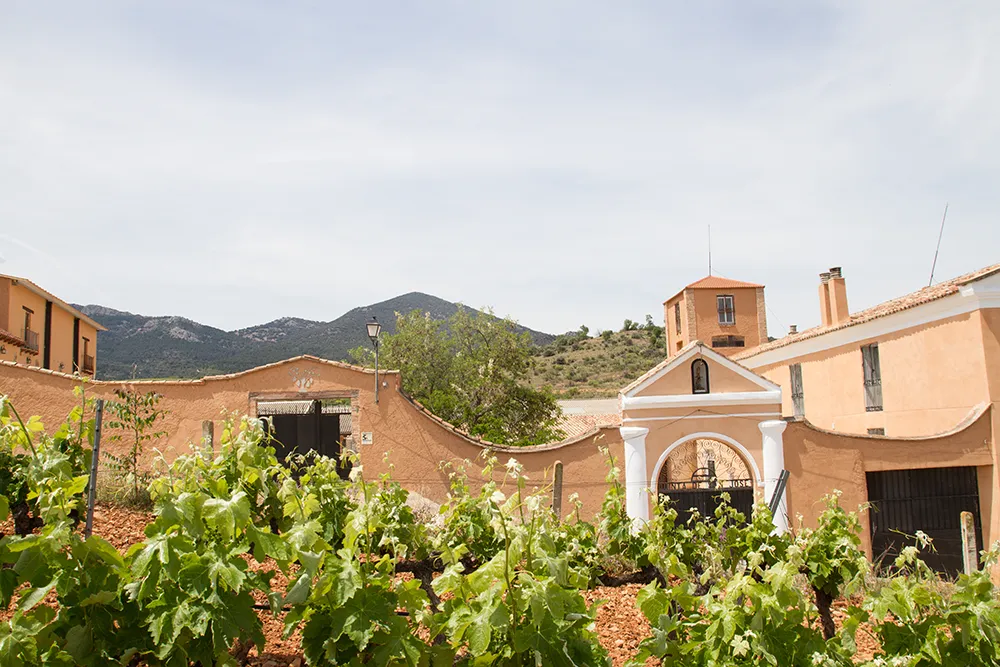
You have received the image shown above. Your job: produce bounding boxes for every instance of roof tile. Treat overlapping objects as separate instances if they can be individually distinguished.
[736,262,1000,360]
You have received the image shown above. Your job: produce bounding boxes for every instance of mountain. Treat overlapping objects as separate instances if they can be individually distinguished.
[77,293,555,380]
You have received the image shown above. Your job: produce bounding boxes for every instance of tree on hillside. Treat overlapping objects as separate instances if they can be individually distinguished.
[350,308,564,446]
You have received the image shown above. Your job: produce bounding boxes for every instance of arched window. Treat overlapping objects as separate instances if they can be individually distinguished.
[691,359,710,394]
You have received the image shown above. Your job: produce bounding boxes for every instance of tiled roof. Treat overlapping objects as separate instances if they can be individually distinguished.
[736,263,1000,360]
[0,274,107,331]
[664,275,763,303]
[555,413,621,440]
[685,276,764,290]
[0,328,28,349]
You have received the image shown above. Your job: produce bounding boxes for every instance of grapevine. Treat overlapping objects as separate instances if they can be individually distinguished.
[0,393,999,667]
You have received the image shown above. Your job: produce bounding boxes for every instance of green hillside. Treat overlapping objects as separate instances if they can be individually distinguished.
[530,322,666,399]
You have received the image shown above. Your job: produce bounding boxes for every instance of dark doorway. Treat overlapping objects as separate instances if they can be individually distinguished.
[867,466,983,576]
[257,399,351,478]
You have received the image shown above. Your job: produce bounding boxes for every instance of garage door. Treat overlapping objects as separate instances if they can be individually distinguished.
[867,466,983,576]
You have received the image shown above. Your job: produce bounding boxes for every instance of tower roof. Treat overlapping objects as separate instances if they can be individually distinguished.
[664,275,764,304]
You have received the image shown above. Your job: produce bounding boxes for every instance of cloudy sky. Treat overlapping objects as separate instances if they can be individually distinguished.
[1,1,998,336]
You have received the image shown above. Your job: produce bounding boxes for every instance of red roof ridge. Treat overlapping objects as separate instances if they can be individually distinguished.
[664,275,764,304]
[736,262,1000,361]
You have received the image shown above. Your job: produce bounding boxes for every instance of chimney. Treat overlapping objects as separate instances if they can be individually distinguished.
[818,272,832,327]
[828,266,850,325]
[789,324,798,334]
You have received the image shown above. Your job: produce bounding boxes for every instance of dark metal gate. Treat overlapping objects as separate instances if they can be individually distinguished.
[867,466,983,576]
[257,400,351,478]
[658,462,754,524]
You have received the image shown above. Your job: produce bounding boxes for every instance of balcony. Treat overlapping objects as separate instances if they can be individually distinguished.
[22,328,39,354]
[82,354,95,375]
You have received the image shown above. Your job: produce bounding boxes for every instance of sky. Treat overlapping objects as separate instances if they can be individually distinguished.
[1,1,999,337]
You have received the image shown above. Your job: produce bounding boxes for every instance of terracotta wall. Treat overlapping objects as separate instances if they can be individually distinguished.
[691,287,763,356]
[1,355,995,542]
[663,295,688,354]
[0,358,623,519]
[783,412,995,555]
[757,311,991,437]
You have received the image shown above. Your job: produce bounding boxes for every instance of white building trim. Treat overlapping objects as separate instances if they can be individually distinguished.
[622,390,782,411]
[648,431,764,490]
[741,275,1000,369]
[623,411,781,423]
[620,426,651,527]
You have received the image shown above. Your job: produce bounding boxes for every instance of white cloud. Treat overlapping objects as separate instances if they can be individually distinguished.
[0,1,998,338]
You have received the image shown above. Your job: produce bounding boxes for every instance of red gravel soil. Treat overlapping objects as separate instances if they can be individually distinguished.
[2,505,883,666]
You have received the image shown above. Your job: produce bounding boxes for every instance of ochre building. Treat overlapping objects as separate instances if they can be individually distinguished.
[0,274,104,375]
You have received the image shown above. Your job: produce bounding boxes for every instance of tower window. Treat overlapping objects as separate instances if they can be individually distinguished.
[717,295,735,325]
[711,335,745,348]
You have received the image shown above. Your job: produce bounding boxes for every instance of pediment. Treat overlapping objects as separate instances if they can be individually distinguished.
[622,342,779,399]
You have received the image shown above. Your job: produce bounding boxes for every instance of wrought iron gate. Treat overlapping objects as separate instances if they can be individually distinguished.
[658,461,754,525]
[867,466,983,576]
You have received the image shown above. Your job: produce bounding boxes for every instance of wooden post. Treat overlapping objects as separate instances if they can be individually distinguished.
[552,460,564,518]
[85,399,104,539]
[202,420,214,456]
[961,511,978,574]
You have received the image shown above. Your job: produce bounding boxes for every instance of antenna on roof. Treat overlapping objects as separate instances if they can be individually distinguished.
[708,224,712,276]
[928,203,949,286]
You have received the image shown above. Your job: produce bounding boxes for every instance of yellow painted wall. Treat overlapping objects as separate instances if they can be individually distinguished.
[691,287,763,356]
[758,311,990,436]
[49,306,76,374]
[8,283,46,367]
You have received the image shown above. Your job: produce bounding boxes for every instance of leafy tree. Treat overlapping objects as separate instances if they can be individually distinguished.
[351,308,563,446]
[622,319,639,331]
[104,388,167,506]
[600,329,613,344]
[578,324,590,339]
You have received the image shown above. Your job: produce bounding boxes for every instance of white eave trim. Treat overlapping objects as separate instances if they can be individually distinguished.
[622,390,782,410]
[741,276,1000,369]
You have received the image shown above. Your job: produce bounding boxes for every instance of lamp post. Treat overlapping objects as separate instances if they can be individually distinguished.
[366,317,382,404]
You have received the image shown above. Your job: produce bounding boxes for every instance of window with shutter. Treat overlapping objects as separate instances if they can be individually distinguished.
[790,364,804,417]
[862,343,883,412]
[717,295,735,325]
[674,302,682,335]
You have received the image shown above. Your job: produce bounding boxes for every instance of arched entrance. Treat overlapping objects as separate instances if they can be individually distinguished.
[654,436,756,524]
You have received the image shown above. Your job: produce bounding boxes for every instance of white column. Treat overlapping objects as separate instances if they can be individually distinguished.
[619,426,650,528]
[758,420,789,534]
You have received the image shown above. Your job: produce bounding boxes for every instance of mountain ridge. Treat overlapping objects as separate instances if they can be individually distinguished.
[77,292,555,380]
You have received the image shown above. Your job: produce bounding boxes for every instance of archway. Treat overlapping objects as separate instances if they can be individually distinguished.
[653,436,756,524]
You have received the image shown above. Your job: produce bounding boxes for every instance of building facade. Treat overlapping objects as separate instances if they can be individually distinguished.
[635,262,1000,575]
[0,275,105,375]
[734,264,1000,438]
[663,276,768,356]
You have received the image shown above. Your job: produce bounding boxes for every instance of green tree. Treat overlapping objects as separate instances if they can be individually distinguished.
[105,388,167,506]
[622,319,639,331]
[350,308,563,446]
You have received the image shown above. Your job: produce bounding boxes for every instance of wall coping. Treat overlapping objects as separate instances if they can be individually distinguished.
[0,355,399,385]
[793,402,990,442]
[399,391,619,453]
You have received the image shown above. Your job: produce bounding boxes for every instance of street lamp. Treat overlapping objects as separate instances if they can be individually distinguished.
[366,317,382,403]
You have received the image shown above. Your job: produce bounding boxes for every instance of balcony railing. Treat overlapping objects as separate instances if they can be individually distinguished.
[82,354,95,375]
[22,328,39,353]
